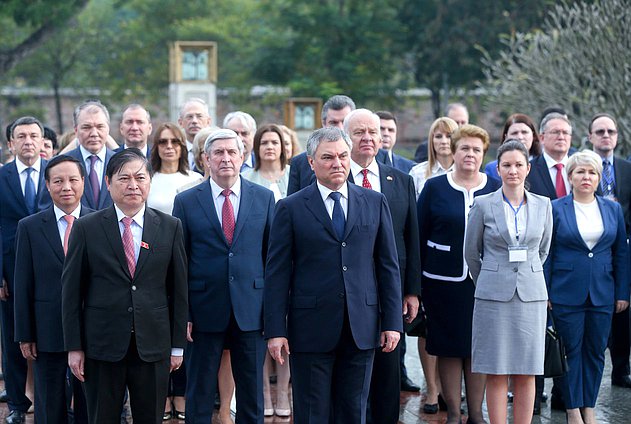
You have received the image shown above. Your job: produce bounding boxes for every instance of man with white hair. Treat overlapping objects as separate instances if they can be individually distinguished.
[178,98,212,170]
[223,111,257,172]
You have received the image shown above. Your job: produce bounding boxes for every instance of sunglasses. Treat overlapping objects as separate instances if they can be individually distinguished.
[594,129,617,137]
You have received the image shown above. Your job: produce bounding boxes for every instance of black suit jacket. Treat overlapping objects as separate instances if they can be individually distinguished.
[0,160,52,289]
[526,155,560,200]
[65,147,115,210]
[376,150,416,174]
[62,206,188,362]
[597,156,631,235]
[287,152,314,195]
[348,163,421,298]
[14,206,94,352]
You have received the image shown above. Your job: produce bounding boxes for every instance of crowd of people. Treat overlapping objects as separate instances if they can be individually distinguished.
[0,93,629,424]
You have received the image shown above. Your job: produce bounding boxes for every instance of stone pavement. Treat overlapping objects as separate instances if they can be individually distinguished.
[1,335,630,423]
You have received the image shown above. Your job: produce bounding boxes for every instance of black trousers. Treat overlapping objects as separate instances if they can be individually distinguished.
[609,307,631,378]
[33,351,69,424]
[83,336,170,424]
[368,344,401,424]
[0,297,30,412]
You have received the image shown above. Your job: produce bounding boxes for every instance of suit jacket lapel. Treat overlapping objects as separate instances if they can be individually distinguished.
[592,196,613,250]
[134,207,159,278]
[522,191,539,244]
[232,178,253,246]
[5,162,29,214]
[490,190,513,246]
[534,156,557,199]
[344,184,363,239]
[560,196,589,250]
[304,184,338,240]
[378,163,395,201]
[194,182,227,245]
[41,207,65,263]
[97,150,113,209]
[101,206,133,280]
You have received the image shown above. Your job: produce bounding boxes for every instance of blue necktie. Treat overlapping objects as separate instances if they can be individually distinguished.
[329,192,345,239]
[24,167,36,214]
[602,160,614,197]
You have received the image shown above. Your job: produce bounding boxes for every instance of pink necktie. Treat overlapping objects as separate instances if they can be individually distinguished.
[122,217,136,277]
[554,163,567,198]
[361,169,372,190]
[222,189,235,245]
[63,215,75,256]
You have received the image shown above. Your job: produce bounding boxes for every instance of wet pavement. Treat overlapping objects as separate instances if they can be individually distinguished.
[1,334,629,423]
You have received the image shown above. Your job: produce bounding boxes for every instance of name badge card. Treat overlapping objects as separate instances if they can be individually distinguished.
[509,246,527,262]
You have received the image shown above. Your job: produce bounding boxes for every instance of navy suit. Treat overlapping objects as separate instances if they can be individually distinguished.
[0,159,52,413]
[114,144,151,158]
[172,177,275,424]
[14,205,93,423]
[65,147,114,210]
[264,182,402,424]
[287,152,314,195]
[377,150,416,174]
[545,195,630,408]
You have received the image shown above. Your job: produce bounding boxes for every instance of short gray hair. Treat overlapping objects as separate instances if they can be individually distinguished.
[73,100,110,127]
[322,95,356,123]
[306,127,352,158]
[204,129,244,155]
[122,103,151,122]
[539,112,571,134]
[223,111,257,133]
[566,150,602,185]
[11,116,44,138]
[342,108,381,137]
[179,98,209,118]
[445,102,468,116]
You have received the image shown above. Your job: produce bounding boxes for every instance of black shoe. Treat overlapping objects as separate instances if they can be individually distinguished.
[401,375,421,392]
[0,390,8,402]
[612,375,631,388]
[423,403,438,414]
[5,411,26,424]
[551,394,565,411]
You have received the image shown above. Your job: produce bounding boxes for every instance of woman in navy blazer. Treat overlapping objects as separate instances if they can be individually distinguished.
[545,151,630,424]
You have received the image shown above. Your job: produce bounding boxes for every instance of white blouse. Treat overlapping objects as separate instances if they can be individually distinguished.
[409,160,453,199]
[574,199,603,250]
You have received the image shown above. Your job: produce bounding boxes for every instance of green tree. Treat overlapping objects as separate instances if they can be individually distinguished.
[482,0,631,152]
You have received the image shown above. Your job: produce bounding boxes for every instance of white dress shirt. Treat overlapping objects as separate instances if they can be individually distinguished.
[79,145,106,189]
[350,159,381,192]
[54,204,82,247]
[574,199,604,250]
[543,151,569,195]
[209,177,242,224]
[15,157,42,195]
[317,181,349,220]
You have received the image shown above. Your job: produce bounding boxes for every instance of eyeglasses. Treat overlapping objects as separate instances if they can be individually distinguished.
[545,129,572,137]
[594,129,618,137]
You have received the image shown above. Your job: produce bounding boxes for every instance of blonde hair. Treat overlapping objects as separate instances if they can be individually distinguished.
[566,150,602,187]
[425,117,458,179]
[451,124,490,155]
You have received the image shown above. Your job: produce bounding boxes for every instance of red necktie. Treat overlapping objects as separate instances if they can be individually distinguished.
[554,163,567,198]
[222,189,235,245]
[361,169,372,190]
[122,217,136,277]
[63,215,75,256]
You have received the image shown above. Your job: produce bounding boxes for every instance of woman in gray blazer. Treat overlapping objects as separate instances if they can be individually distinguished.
[465,140,553,424]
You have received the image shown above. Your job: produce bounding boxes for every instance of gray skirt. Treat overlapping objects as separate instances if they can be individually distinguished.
[472,293,546,375]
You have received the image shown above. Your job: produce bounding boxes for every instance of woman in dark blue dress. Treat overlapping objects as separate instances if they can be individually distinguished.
[418,124,500,424]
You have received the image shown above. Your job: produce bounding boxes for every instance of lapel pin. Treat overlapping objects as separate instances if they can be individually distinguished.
[386,175,394,181]
[141,241,149,250]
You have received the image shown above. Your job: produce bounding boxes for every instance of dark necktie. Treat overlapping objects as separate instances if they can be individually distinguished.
[602,160,614,197]
[63,215,75,256]
[361,169,372,190]
[222,189,235,245]
[122,217,136,277]
[89,155,100,206]
[329,192,345,239]
[554,163,566,198]
[24,167,36,214]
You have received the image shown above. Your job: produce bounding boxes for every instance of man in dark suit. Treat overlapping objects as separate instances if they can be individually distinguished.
[375,111,416,174]
[14,155,93,423]
[345,109,421,422]
[65,100,115,210]
[172,129,275,423]
[265,127,402,424]
[115,104,153,157]
[0,116,52,424]
[287,94,355,195]
[62,148,188,424]
[588,113,631,388]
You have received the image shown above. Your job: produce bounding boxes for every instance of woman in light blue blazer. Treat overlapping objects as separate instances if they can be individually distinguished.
[545,150,630,424]
[465,140,552,424]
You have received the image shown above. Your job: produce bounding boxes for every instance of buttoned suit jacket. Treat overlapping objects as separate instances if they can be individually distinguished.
[264,182,402,352]
[465,189,552,302]
[61,206,188,362]
[14,206,94,352]
[0,160,52,290]
[65,147,114,210]
[348,162,421,297]
[544,195,630,306]
[172,177,275,333]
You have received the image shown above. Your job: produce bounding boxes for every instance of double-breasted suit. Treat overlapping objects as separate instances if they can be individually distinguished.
[172,177,275,423]
[264,182,402,424]
[0,159,51,414]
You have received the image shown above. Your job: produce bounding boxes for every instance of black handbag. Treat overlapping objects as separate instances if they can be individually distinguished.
[543,312,569,378]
